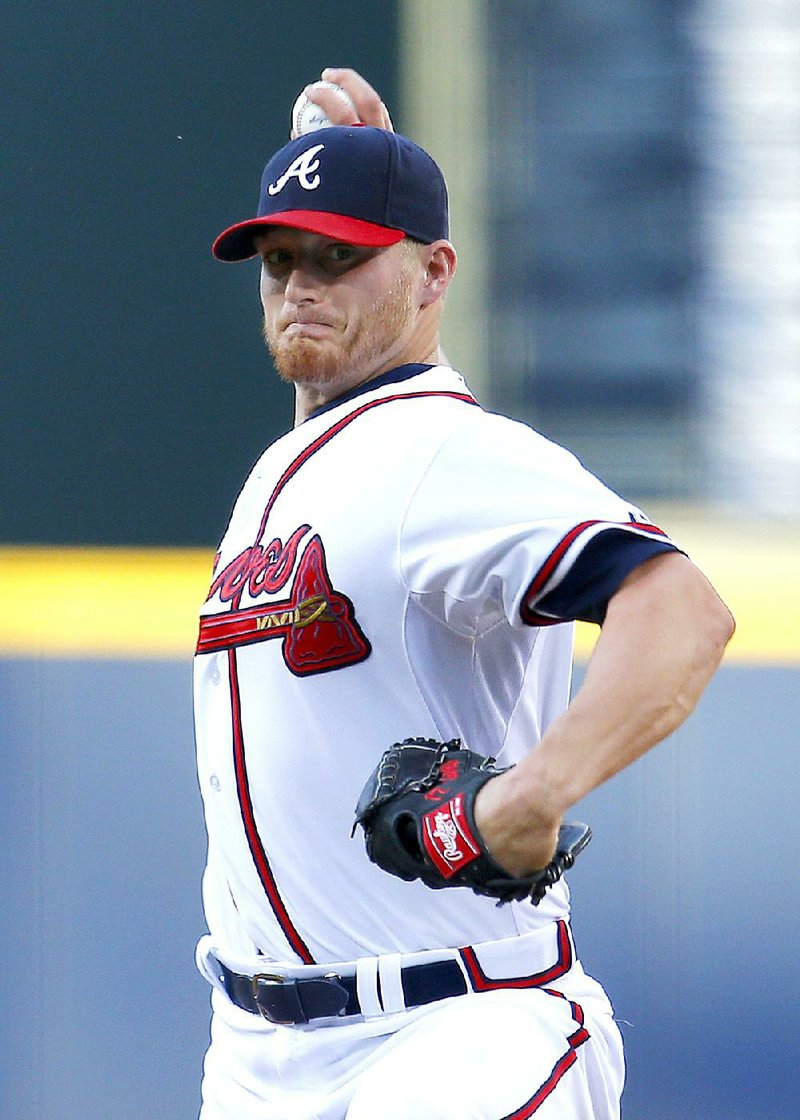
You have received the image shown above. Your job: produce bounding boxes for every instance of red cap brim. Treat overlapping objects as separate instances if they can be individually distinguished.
[213,210,405,261]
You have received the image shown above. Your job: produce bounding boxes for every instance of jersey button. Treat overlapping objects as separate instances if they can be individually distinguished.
[209,774,221,791]
[210,667,221,685]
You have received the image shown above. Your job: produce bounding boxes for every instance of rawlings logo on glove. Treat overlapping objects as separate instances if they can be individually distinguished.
[353,738,591,906]
[424,793,481,876]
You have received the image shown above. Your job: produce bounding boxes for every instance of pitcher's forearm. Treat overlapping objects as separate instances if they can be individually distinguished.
[475,552,734,875]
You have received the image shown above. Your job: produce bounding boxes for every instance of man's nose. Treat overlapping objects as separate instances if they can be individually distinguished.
[285,262,321,303]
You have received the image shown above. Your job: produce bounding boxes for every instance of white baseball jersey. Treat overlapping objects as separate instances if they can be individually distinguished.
[194,363,675,970]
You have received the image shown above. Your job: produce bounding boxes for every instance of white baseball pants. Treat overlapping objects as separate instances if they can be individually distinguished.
[198,973,624,1119]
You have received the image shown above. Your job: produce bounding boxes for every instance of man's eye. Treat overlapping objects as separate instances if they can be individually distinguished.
[263,250,290,267]
[329,245,355,262]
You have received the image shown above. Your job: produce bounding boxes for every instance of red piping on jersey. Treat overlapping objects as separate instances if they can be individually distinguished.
[521,518,669,626]
[249,389,479,550]
[228,648,315,964]
[459,919,573,991]
[217,387,478,961]
[499,993,590,1118]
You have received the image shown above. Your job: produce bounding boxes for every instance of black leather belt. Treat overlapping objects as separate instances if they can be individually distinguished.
[215,956,470,1025]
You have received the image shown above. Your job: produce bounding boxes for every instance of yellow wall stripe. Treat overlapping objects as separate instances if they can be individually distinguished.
[1,513,797,663]
[0,547,213,660]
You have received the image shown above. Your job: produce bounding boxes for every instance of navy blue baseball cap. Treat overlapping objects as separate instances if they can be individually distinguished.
[213,126,449,262]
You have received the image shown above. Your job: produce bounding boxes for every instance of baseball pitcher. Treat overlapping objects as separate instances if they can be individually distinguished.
[193,69,734,1119]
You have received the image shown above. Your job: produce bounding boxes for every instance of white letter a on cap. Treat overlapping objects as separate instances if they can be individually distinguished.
[268,144,324,196]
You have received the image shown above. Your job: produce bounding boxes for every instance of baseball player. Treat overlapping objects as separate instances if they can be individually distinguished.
[193,69,734,1119]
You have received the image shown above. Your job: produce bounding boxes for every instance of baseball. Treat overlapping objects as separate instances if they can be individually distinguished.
[292,80,357,135]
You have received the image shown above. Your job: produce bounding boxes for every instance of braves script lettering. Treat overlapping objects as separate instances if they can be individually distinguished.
[208,525,311,605]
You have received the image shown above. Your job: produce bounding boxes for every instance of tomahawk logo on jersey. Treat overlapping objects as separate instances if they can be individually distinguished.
[199,528,371,675]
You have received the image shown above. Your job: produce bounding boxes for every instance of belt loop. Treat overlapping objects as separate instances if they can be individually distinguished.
[377,953,406,1015]
[355,956,383,1018]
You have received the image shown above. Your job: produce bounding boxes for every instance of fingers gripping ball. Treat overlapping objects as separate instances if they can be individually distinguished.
[354,739,592,906]
[292,80,357,135]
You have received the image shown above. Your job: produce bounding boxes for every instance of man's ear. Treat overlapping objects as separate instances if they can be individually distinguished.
[419,240,458,307]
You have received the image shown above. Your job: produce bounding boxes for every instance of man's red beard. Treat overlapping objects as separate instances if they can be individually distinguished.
[263,268,416,387]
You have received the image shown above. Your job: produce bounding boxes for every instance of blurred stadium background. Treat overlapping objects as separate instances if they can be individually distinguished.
[2,2,798,1117]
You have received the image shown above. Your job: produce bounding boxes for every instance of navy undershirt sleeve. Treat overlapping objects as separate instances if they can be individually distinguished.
[534,530,680,625]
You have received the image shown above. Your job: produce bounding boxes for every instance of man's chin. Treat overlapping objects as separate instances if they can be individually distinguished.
[269,338,344,386]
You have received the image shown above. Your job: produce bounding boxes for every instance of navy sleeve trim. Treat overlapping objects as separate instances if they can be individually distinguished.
[521,525,679,627]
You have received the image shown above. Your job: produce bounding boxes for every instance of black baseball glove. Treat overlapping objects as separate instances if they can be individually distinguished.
[353,738,591,906]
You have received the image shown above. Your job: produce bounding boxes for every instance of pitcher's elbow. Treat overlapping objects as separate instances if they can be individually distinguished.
[703,587,736,660]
